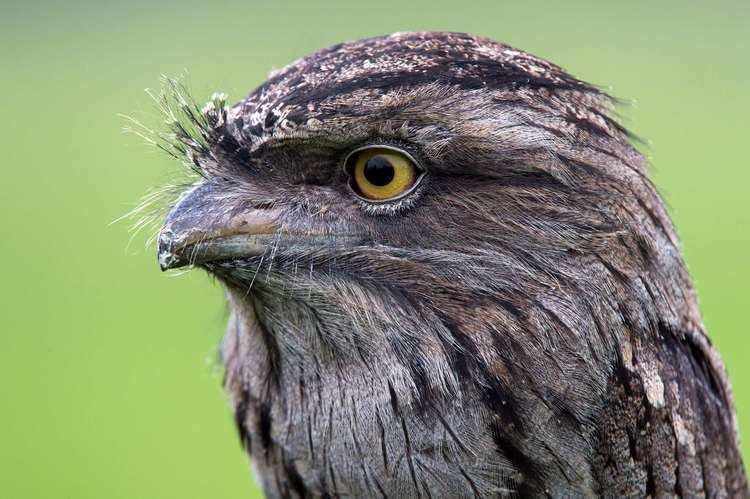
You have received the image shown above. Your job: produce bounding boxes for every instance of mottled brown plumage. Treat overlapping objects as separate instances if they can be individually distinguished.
[155,32,747,497]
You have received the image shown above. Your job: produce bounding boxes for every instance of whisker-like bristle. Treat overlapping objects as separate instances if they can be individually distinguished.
[118,75,232,247]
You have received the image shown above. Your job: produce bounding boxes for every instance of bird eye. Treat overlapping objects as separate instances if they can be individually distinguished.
[345,147,424,202]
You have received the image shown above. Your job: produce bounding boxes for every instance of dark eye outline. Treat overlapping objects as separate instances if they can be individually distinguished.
[342,144,427,204]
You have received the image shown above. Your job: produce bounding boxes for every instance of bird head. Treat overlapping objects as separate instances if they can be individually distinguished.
[150,32,747,497]
[157,31,678,406]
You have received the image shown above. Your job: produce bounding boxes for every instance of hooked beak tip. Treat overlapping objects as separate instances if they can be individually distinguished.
[157,230,184,271]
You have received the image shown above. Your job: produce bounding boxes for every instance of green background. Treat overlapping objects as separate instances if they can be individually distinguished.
[2,1,748,497]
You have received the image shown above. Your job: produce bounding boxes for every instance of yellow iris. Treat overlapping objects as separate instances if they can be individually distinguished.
[352,148,419,201]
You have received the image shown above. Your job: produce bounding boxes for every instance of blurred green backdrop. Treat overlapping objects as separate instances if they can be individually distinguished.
[1,1,748,497]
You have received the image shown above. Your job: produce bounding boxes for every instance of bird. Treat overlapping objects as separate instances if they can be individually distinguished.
[155,32,747,497]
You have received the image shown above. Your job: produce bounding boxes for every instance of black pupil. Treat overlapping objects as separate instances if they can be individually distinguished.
[363,156,395,186]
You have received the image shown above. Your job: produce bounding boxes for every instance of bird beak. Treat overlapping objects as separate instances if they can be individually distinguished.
[157,182,281,271]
